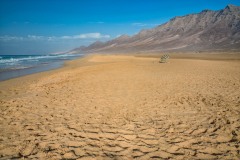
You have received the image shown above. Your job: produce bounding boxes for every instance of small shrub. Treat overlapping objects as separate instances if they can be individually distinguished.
[159,54,169,63]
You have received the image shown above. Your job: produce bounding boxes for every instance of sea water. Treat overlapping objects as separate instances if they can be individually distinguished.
[0,54,83,81]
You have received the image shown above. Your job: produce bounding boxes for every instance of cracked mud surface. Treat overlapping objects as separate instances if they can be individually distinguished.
[0,55,240,159]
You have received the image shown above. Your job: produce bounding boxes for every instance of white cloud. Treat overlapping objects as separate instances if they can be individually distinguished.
[0,33,110,42]
[0,35,45,41]
[0,35,24,41]
[132,22,159,27]
[132,23,147,27]
[61,33,110,39]
[27,35,44,40]
[60,36,72,39]
[47,36,56,41]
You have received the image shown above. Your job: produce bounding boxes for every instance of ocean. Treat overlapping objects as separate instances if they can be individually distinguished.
[0,54,83,81]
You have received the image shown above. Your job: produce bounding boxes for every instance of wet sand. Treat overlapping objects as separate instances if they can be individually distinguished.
[0,54,240,159]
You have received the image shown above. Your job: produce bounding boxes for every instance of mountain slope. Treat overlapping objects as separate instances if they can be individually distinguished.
[73,5,240,53]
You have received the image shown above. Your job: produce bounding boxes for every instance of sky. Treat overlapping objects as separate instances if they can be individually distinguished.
[0,0,240,55]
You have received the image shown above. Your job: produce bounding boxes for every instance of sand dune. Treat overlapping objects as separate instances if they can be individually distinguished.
[0,54,240,159]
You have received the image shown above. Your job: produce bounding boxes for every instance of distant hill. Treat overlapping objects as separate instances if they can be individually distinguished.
[71,5,240,53]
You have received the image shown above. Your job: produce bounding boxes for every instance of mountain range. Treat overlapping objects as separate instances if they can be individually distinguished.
[70,4,240,53]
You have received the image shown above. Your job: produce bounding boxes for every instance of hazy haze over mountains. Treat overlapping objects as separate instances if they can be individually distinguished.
[72,5,240,53]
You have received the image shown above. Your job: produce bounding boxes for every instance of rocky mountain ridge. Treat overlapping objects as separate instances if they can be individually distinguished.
[71,4,240,53]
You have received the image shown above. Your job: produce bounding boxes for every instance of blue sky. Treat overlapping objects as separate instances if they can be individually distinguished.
[0,0,240,55]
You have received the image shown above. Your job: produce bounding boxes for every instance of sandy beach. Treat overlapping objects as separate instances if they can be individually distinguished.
[0,54,240,159]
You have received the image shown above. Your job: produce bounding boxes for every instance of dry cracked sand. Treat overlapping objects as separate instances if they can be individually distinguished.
[0,54,240,159]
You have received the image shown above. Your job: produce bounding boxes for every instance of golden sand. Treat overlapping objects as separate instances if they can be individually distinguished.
[0,54,240,159]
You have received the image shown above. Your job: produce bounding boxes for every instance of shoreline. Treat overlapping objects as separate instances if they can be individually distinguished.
[0,53,240,159]
[0,54,83,82]
[0,61,63,82]
[1,52,240,83]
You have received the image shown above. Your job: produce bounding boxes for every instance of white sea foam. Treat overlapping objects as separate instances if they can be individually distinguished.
[0,54,80,64]
[0,53,83,81]
[11,66,33,70]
